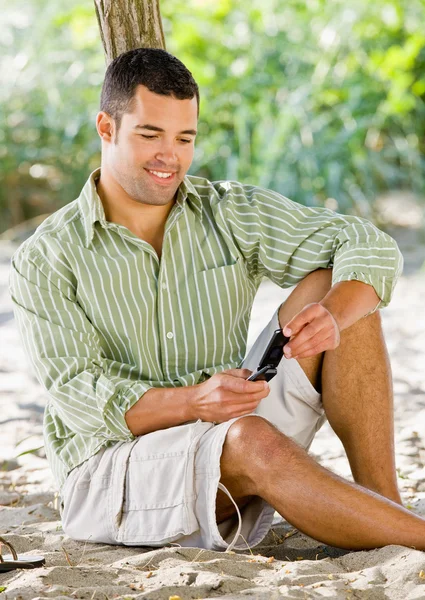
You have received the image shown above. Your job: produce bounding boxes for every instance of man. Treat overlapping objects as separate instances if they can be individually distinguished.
[10,48,425,553]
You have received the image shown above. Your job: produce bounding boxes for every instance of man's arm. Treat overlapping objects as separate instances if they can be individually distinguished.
[125,368,269,436]
[320,279,381,330]
[10,246,153,441]
[216,182,403,360]
[11,246,269,439]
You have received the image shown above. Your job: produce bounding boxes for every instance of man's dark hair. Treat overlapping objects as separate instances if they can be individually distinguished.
[100,48,200,130]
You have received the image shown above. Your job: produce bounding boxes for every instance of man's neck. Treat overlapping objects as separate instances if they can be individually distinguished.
[96,169,175,240]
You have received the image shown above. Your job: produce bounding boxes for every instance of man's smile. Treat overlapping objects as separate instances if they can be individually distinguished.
[145,168,177,185]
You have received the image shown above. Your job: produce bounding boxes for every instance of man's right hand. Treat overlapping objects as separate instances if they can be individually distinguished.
[189,369,270,423]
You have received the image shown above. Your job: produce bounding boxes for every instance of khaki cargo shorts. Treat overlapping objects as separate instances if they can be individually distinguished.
[61,304,326,551]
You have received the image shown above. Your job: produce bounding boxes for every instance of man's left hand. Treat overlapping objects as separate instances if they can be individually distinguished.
[282,302,341,360]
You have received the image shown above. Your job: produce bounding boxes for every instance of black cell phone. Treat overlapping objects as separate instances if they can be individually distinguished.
[246,329,290,382]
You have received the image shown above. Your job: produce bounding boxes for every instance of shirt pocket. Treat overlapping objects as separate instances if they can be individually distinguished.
[195,257,245,288]
[116,420,213,545]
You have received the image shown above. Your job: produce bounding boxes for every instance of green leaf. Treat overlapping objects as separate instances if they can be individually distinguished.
[16,446,44,458]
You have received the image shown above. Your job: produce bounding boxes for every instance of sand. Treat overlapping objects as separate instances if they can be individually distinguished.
[1,216,425,600]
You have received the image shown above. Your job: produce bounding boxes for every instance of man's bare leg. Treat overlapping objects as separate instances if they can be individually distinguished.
[219,417,424,550]
[277,268,401,504]
[321,311,401,502]
[216,268,401,523]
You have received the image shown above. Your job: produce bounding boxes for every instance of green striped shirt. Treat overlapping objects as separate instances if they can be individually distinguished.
[9,169,403,488]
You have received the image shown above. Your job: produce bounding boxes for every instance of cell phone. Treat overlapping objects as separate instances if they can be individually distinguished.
[246,329,290,382]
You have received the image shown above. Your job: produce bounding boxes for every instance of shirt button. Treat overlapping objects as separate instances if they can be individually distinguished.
[162,283,167,290]
[166,332,174,339]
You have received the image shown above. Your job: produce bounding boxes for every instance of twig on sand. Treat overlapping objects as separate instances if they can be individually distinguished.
[61,545,73,567]
[190,549,206,564]
[89,591,109,600]
[270,527,298,545]
[61,537,91,567]
[238,533,254,555]
[137,554,160,571]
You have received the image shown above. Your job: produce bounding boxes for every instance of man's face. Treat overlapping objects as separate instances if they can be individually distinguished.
[103,85,198,206]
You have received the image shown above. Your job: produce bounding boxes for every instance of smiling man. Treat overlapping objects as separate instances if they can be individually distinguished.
[10,48,425,553]
[96,63,198,258]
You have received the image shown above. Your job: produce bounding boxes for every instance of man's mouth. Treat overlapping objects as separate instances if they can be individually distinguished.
[145,169,177,184]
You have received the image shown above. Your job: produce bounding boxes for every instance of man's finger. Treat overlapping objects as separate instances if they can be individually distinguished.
[289,331,334,358]
[292,332,338,359]
[284,320,327,356]
[282,303,323,337]
[220,373,268,394]
[222,368,253,379]
[226,388,270,405]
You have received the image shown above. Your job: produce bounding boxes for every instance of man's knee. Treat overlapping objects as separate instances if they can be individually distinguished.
[338,308,385,356]
[225,415,278,449]
[343,307,382,337]
[216,417,278,522]
[220,416,291,489]
[220,416,312,503]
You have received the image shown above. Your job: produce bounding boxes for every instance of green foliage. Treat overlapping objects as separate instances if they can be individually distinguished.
[0,0,102,230]
[1,0,424,232]
[162,0,425,216]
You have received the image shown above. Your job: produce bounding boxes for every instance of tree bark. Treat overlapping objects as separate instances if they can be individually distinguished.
[94,0,166,64]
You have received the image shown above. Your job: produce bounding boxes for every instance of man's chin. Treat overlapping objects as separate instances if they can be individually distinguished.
[131,186,179,206]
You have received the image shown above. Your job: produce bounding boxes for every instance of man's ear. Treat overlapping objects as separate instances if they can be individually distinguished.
[96,111,116,143]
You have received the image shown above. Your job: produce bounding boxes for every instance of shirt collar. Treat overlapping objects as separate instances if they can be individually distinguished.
[78,169,107,248]
[176,175,204,221]
[78,168,203,248]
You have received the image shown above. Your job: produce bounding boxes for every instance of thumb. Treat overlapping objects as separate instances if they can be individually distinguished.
[221,368,253,379]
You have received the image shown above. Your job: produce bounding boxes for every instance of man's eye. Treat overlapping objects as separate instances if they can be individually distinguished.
[180,139,192,144]
[141,135,157,139]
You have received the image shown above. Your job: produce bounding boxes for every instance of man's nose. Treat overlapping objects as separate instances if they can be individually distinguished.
[155,142,178,163]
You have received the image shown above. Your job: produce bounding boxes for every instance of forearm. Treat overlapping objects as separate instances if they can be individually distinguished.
[125,369,269,436]
[125,385,198,436]
[320,280,381,332]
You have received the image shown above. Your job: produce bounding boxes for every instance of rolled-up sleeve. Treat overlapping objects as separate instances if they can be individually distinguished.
[10,247,152,442]
[219,182,403,309]
[329,221,403,309]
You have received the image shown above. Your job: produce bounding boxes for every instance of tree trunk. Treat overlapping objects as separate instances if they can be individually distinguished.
[94,0,166,64]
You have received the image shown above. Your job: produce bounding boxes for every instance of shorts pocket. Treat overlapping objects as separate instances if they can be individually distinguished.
[116,420,213,545]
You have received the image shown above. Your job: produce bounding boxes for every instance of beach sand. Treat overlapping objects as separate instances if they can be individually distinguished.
[1,216,425,600]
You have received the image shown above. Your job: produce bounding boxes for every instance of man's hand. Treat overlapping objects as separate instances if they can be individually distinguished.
[189,369,270,423]
[282,302,341,360]
[281,279,382,360]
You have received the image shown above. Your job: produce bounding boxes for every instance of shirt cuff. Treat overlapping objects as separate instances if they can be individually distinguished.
[96,374,152,440]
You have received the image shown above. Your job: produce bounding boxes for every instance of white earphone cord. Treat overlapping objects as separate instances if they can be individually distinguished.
[217,482,243,553]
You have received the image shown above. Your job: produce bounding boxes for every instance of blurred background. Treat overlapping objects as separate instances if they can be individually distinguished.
[1,0,424,239]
